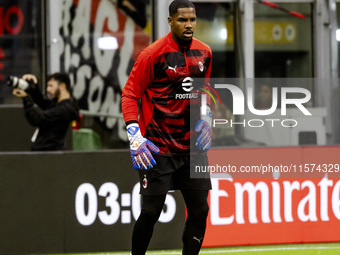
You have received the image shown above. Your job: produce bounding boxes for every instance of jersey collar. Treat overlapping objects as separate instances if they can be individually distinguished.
[167,32,192,52]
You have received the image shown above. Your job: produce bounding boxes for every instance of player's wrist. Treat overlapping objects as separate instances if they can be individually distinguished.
[126,123,146,148]
[201,105,212,127]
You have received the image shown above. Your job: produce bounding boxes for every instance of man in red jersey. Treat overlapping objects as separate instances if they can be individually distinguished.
[121,1,212,254]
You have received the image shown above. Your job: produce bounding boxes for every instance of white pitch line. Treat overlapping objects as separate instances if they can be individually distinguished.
[141,245,340,255]
[97,245,340,255]
[199,246,340,254]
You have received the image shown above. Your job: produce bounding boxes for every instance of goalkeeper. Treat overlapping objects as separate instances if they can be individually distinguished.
[121,0,212,254]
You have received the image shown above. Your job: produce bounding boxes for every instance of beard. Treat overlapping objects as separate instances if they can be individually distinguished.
[178,35,192,47]
[47,87,60,102]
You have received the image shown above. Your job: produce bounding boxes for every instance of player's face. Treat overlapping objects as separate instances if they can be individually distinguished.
[46,78,60,99]
[168,7,196,46]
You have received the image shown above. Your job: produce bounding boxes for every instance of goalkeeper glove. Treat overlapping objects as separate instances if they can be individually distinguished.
[127,123,160,170]
[195,105,212,151]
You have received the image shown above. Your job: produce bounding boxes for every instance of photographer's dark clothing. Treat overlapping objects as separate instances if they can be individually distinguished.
[23,85,79,151]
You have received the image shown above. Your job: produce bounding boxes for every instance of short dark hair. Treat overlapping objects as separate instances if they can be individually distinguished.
[47,72,71,93]
[169,0,195,17]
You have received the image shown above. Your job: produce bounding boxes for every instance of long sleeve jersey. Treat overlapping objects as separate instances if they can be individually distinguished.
[23,84,79,151]
[121,33,212,156]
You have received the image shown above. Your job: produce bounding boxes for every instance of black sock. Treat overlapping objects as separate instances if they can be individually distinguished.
[181,190,209,255]
[131,194,166,255]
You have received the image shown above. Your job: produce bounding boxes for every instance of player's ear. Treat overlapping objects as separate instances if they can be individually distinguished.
[168,16,172,26]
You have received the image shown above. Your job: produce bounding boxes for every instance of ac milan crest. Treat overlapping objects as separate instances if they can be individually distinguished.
[142,175,148,189]
[198,61,204,72]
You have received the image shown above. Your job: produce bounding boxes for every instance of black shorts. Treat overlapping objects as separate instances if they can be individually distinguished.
[137,153,212,195]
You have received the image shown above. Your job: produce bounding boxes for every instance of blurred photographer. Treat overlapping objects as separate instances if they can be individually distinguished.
[12,73,79,151]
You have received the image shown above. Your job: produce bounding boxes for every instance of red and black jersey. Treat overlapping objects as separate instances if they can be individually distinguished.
[121,32,212,155]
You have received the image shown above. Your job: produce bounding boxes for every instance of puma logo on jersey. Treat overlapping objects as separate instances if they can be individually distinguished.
[193,236,203,244]
[168,65,177,73]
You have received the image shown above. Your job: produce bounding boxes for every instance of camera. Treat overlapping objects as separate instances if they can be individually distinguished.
[7,76,29,91]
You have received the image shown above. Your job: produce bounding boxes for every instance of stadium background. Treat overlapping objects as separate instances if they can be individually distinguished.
[1,0,340,254]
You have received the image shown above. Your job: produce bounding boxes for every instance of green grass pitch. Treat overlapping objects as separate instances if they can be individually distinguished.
[48,242,340,255]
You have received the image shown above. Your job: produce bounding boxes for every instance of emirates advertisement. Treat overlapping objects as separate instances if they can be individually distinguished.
[203,146,340,247]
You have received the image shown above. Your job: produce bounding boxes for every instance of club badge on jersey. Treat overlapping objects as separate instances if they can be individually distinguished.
[127,123,160,170]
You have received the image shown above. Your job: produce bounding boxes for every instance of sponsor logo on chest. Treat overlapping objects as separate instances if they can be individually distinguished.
[175,77,199,100]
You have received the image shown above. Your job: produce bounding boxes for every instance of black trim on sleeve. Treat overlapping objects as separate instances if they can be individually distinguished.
[126,120,138,126]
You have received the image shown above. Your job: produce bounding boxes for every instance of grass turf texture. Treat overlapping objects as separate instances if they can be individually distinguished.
[47,242,340,255]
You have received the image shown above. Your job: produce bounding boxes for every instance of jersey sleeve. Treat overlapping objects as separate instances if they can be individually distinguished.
[121,50,154,124]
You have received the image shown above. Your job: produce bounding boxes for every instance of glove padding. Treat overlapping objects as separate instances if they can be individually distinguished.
[127,123,160,170]
[195,105,212,151]
[195,119,212,151]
